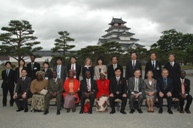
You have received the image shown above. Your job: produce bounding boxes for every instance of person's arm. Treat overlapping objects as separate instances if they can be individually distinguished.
[94,66,99,80]
[109,78,113,94]
[157,79,161,93]
[138,79,144,95]
[37,63,40,71]
[144,63,148,79]
[125,63,129,80]
[123,78,128,94]
[30,80,36,94]
[153,80,157,93]
[58,79,64,94]
[15,81,20,94]
[107,66,110,80]
[186,79,190,95]
[139,62,142,78]
[92,80,98,94]
[25,78,31,94]
[144,81,148,95]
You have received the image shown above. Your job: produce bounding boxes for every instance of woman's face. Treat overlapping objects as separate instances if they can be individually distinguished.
[98,59,102,65]
[20,60,24,66]
[86,60,91,65]
[36,74,43,80]
[69,72,74,78]
[147,72,153,78]
[43,63,49,69]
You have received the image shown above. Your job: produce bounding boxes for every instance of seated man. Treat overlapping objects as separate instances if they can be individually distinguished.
[13,69,31,112]
[109,68,127,114]
[129,69,144,114]
[79,71,98,114]
[157,69,173,114]
[176,70,192,114]
[44,71,63,115]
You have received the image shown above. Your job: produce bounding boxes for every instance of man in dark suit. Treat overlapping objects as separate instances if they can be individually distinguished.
[44,71,63,115]
[157,69,173,114]
[13,69,31,112]
[67,56,81,80]
[164,53,181,97]
[79,71,98,114]
[109,68,127,114]
[107,56,123,80]
[53,57,66,83]
[176,70,192,114]
[125,52,142,80]
[145,52,162,80]
[27,55,40,80]
[42,62,53,80]
[129,69,144,114]
[1,62,15,107]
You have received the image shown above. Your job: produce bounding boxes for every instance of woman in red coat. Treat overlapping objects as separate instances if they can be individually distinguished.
[63,70,80,112]
[96,72,110,112]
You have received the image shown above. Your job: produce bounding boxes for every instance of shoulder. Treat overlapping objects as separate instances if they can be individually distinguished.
[185,78,190,82]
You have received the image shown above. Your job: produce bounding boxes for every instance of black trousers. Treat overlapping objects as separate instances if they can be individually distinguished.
[177,94,192,110]
[80,94,95,109]
[15,94,28,109]
[158,93,172,110]
[109,93,127,111]
[2,86,14,106]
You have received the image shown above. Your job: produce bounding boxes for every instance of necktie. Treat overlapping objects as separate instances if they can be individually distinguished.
[163,79,167,89]
[152,61,155,68]
[6,70,9,76]
[181,79,185,94]
[31,63,34,70]
[22,77,25,81]
[134,79,139,92]
[87,79,91,92]
[132,61,135,69]
[116,78,119,85]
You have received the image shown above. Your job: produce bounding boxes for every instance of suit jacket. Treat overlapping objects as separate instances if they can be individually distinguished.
[14,66,27,83]
[125,60,142,79]
[128,77,145,94]
[27,62,40,80]
[157,77,173,93]
[47,78,63,94]
[109,76,127,94]
[53,65,66,83]
[145,60,162,79]
[1,69,15,88]
[144,79,157,95]
[82,66,94,79]
[176,78,190,95]
[107,64,123,79]
[15,76,31,95]
[94,65,107,80]
[42,68,53,80]
[164,62,181,80]
[67,63,81,80]
[80,79,98,95]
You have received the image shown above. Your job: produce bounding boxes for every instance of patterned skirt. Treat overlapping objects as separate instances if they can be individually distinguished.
[31,94,45,112]
[96,96,108,112]
[64,94,76,109]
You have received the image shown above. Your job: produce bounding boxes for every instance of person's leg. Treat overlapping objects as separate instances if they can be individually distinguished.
[178,95,185,110]
[9,86,14,106]
[56,94,62,110]
[167,96,172,110]
[120,96,127,111]
[80,94,86,113]
[109,96,116,112]
[129,94,135,109]
[45,94,52,110]
[2,87,8,106]
[15,95,22,110]
[150,98,154,111]
[185,95,192,110]
[89,94,95,113]
[23,97,28,111]
[146,98,151,111]
[138,95,144,110]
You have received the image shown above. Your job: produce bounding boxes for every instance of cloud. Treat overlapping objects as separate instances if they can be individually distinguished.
[0,0,193,50]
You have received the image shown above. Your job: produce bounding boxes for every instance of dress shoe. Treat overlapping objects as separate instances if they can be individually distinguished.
[130,109,135,114]
[24,108,28,112]
[185,109,191,114]
[79,109,83,114]
[89,109,92,114]
[168,109,173,114]
[57,110,60,115]
[110,110,115,114]
[158,108,163,114]
[44,109,49,115]
[16,108,24,112]
[66,109,70,113]
[120,110,127,114]
[137,109,143,114]
[179,109,184,113]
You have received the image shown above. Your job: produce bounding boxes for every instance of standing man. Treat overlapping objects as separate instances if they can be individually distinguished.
[164,53,181,97]
[145,52,162,80]
[125,52,142,80]
[13,69,31,112]
[128,69,144,114]
[109,68,127,114]
[79,71,98,114]
[1,62,15,107]
[67,56,81,81]
[27,55,40,80]
[157,69,173,114]
[44,71,63,115]
[176,70,192,114]
[107,56,123,80]
[53,58,66,83]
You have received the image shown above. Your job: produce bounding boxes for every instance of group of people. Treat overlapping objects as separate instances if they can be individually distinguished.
[1,52,192,115]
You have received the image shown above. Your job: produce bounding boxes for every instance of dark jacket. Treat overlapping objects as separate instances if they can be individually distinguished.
[107,64,123,79]
[109,76,127,94]
[1,69,15,88]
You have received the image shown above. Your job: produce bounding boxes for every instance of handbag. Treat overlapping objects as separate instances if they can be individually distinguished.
[83,101,90,113]
[39,89,48,95]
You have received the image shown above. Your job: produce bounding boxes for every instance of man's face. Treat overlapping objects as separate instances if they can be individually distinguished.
[57,59,62,65]
[162,70,168,78]
[21,70,27,77]
[134,70,141,78]
[131,53,137,60]
[112,57,118,64]
[52,72,57,78]
[169,55,175,62]
[6,63,11,69]
[43,63,49,69]
[85,72,91,79]
[31,56,35,62]
[150,53,156,60]
[180,72,186,78]
[71,58,76,64]
[115,69,121,77]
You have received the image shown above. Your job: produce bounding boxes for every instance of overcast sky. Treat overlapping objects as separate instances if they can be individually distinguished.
[0,0,193,50]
